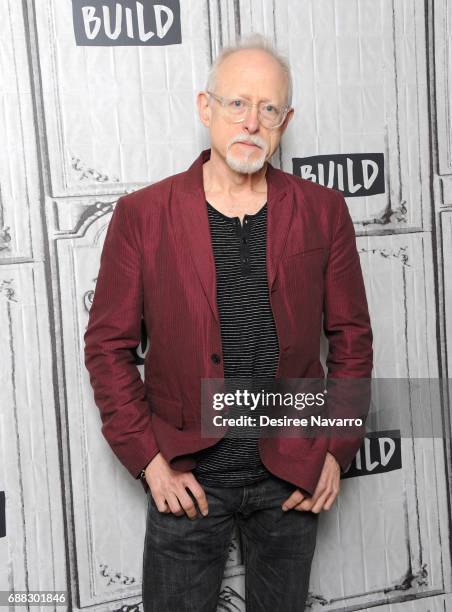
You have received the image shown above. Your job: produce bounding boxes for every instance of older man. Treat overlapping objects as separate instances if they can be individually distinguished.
[84,33,373,612]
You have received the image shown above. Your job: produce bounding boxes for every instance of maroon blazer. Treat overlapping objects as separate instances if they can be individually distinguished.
[84,148,373,496]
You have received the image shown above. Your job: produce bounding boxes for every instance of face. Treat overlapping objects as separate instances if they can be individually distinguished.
[197,49,294,174]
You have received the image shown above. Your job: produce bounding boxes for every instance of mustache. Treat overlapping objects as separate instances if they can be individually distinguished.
[230,138,266,149]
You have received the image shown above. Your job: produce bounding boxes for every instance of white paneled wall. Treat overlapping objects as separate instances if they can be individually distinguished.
[0,1,451,611]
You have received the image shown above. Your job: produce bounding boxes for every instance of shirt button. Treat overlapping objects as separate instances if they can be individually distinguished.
[211,353,221,364]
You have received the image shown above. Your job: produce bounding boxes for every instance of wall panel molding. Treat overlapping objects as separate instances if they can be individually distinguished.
[435,0,452,175]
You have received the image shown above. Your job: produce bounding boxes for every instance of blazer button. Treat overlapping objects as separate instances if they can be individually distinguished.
[211,353,221,364]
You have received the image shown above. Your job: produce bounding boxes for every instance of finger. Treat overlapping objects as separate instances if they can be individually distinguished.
[281,489,305,511]
[176,490,199,520]
[321,487,339,511]
[186,480,209,516]
[153,495,171,513]
[306,474,333,510]
[311,487,334,513]
[294,497,314,511]
[314,471,339,512]
[159,499,171,513]
[165,491,184,515]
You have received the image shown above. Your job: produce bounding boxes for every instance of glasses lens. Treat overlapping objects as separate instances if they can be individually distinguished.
[259,103,284,127]
[225,99,248,117]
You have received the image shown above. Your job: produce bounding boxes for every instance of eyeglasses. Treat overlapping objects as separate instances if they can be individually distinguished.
[206,91,290,129]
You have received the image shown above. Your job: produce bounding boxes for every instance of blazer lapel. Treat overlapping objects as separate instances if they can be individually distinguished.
[176,148,294,324]
[265,163,294,289]
[177,149,220,324]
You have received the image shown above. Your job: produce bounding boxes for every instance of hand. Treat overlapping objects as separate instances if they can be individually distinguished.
[144,452,209,519]
[281,452,341,514]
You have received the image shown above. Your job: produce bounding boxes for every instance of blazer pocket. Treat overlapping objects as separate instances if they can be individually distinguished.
[283,246,329,260]
[150,394,184,430]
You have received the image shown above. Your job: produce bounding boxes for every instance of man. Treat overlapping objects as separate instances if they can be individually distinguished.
[84,34,373,612]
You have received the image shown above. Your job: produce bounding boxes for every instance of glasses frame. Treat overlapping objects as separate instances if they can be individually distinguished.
[206,90,291,129]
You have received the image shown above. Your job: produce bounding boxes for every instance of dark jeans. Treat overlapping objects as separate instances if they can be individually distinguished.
[142,473,319,612]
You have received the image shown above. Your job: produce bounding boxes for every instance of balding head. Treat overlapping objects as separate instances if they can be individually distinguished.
[206,34,292,107]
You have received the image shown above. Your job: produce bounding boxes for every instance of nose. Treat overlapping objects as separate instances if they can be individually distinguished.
[242,104,260,133]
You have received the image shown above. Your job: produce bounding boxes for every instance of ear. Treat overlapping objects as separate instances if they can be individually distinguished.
[197,91,211,128]
[279,107,294,135]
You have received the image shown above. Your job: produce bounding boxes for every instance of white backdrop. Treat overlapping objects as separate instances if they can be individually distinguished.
[0,1,451,611]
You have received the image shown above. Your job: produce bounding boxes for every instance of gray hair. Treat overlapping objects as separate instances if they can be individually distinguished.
[206,33,293,107]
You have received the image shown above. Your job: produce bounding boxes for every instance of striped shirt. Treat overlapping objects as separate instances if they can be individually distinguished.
[191,200,280,487]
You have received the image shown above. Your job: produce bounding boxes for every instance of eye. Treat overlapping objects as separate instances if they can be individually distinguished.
[263,104,278,114]
[230,99,245,108]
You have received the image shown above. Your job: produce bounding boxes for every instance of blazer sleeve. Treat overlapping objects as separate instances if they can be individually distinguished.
[323,192,373,473]
[83,196,160,479]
